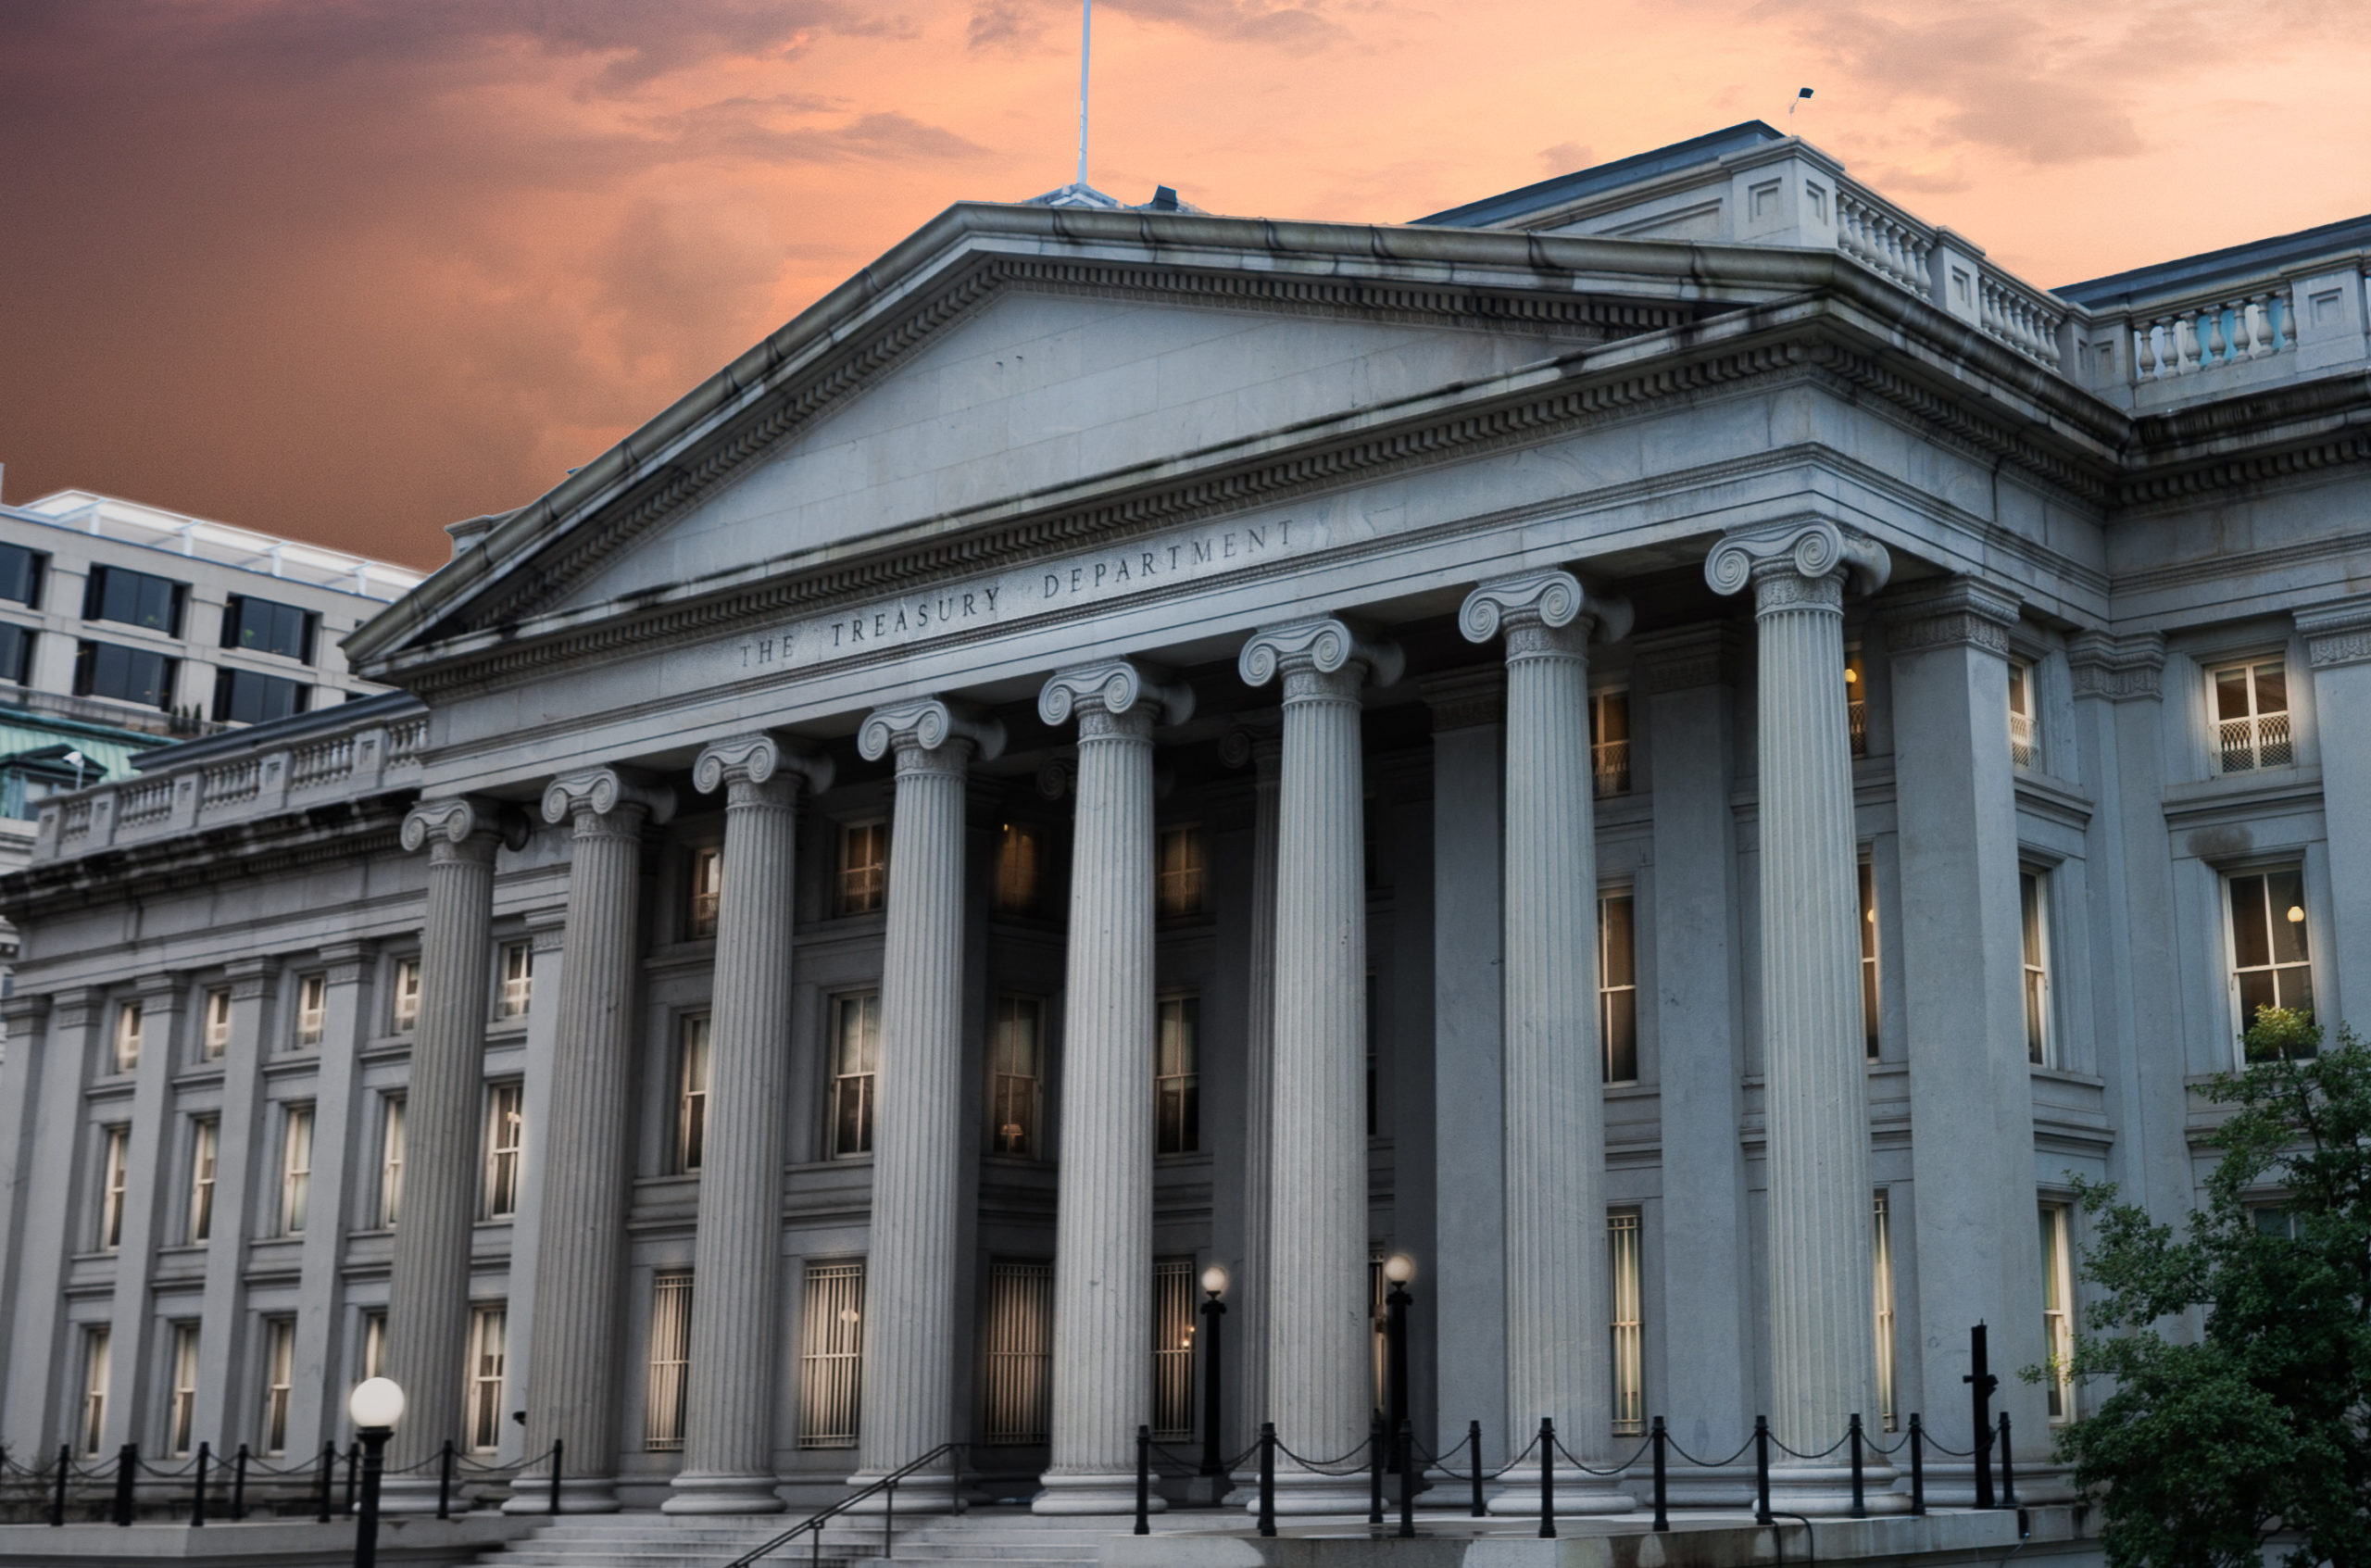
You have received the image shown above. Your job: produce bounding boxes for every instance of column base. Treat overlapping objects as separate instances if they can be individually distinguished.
[1912,1461,2074,1508]
[501,1477,621,1514]
[1238,1465,1373,1517]
[1654,1464,1758,1509]
[1034,1471,1166,1515]
[1485,1461,1637,1516]
[847,1468,963,1514]
[662,1472,786,1513]
[1764,1461,1911,1517]
[376,1475,449,1516]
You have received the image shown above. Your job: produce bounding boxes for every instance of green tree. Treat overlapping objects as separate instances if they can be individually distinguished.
[2047,1010,2370,1568]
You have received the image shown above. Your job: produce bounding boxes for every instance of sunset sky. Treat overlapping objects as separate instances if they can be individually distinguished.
[4,0,2366,571]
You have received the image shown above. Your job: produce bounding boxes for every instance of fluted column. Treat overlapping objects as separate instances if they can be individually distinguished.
[667,735,830,1514]
[1707,522,1893,1513]
[383,798,507,1508]
[1035,663,1193,1513]
[512,769,675,1512]
[847,699,1002,1507]
[1239,617,1400,1514]
[1461,571,1636,1515]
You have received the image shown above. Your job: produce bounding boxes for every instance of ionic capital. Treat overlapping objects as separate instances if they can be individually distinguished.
[1459,570,1633,647]
[2296,596,2371,671]
[1037,660,1196,728]
[541,767,679,829]
[693,733,834,800]
[1881,578,2021,658]
[1704,521,1891,603]
[399,796,520,858]
[857,698,1006,765]
[1237,617,1404,690]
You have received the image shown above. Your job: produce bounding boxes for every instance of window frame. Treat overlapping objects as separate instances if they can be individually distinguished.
[2008,659,2039,771]
[686,845,722,940]
[202,986,232,1060]
[72,638,178,711]
[482,1082,523,1220]
[837,819,888,916]
[82,564,187,637]
[113,999,144,1074]
[294,972,327,1048]
[0,543,47,609]
[466,1305,508,1453]
[167,1323,200,1457]
[1599,888,1638,1084]
[2205,655,2294,775]
[80,1325,111,1457]
[378,1093,406,1229]
[260,1317,295,1454]
[2039,1202,2077,1424]
[219,594,316,664]
[1155,824,1207,918]
[987,994,1044,1159]
[1859,858,1882,1060]
[993,821,1047,916]
[211,666,311,726]
[1609,1210,1645,1436]
[278,1103,314,1236]
[1589,686,1633,797]
[496,942,533,1021]
[2224,864,2315,1055]
[187,1116,219,1244]
[829,991,881,1159]
[1875,1192,1898,1432]
[98,1126,131,1250]
[795,1260,865,1449]
[2020,867,2054,1067]
[675,1012,711,1175]
[1155,994,1201,1156]
[392,957,421,1033]
[646,1270,694,1451]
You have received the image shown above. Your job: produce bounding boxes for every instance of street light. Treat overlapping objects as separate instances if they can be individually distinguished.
[348,1378,405,1568]
[1198,1265,1229,1483]
[1382,1254,1415,1474]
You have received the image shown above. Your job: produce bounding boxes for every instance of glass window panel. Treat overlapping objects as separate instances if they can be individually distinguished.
[2214,667,2252,722]
[2229,875,2271,969]
[677,1015,710,1173]
[833,994,879,1157]
[1156,997,1200,1155]
[2267,870,2310,964]
[2252,663,2287,716]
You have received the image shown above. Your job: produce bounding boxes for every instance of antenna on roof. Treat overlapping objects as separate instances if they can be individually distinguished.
[1789,86,1813,115]
[1075,0,1093,187]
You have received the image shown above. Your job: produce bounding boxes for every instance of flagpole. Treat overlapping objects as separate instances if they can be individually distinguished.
[1076,0,1092,188]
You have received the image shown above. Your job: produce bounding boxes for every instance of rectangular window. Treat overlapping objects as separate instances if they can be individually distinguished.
[989,996,1043,1158]
[379,1096,406,1228]
[169,1323,200,1457]
[2021,871,2052,1065]
[2210,659,2292,773]
[114,1000,144,1073]
[1156,825,1206,917]
[1590,688,1632,797]
[279,1105,313,1236]
[675,1014,710,1173]
[994,822,1044,915]
[1845,646,1869,759]
[797,1261,865,1449]
[362,1311,386,1380]
[83,565,185,635]
[211,668,309,726]
[982,1261,1053,1445]
[188,1118,219,1244]
[81,1326,111,1456]
[261,1318,295,1454]
[393,959,420,1032]
[0,543,46,608]
[1151,1259,1196,1442]
[1860,860,1881,1060]
[1874,1193,1899,1431]
[2229,868,2315,1047]
[831,993,881,1157]
[483,1084,522,1219]
[203,987,232,1059]
[2039,1204,2076,1423]
[1599,892,1637,1083]
[838,821,887,915]
[72,640,177,709]
[295,972,327,1047]
[0,621,35,685]
[687,847,722,939]
[2008,660,2039,770]
[1156,997,1200,1156]
[220,595,314,663]
[100,1127,130,1250]
[1610,1211,1644,1436]
[497,942,533,1019]
[646,1271,693,1451]
[467,1307,507,1452]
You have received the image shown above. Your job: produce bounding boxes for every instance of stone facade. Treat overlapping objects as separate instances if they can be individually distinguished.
[3,121,2367,1521]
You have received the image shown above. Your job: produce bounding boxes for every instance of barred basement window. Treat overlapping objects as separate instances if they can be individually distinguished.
[80,1326,110,1456]
[467,1308,508,1452]
[2210,659,2291,773]
[2039,1204,2076,1424]
[797,1261,865,1449]
[100,1127,132,1249]
[982,1261,1052,1445]
[1845,646,1868,759]
[1157,825,1206,917]
[187,1118,218,1243]
[295,972,327,1047]
[1156,997,1199,1155]
[261,1318,295,1454]
[676,1014,710,1173]
[1874,1192,1898,1433]
[203,987,232,1058]
[839,821,888,915]
[994,822,1043,915]
[687,846,722,938]
[483,1084,522,1219]
[989,997,1042,1158]
[1860,860,1881,1060]
[832,993,881,1157]
[1599,892,1637,1083]
[169,1324,200,1457]
[646,1271,693,1451]
[1590,689,1632,797]
[1609,1212,1644,1436]
[1152,1260,1197,1442]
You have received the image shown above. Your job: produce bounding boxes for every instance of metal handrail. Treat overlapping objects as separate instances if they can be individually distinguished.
[720,1442,965,1568]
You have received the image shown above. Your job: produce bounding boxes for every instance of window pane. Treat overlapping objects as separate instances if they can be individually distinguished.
[2229,875,2271,969]
[2276,966,2315,1017]
[1603,990,1637,1083]
[2267,870,2310,964]
[2252,662,2287,716]
[2237,968,2277,1022]
[2214,667,2252,722]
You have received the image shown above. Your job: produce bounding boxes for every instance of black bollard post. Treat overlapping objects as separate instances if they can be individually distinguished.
[1998,1414,2016,1506]
[345,1441,360,1515]
[437,1440,454,1520]
[1650,1417,1668,1532]
[193,1442,209,1527]
[1753,1416,1772,1526]
[52,1445,69,1527]
[1396,1420,1415,1539]
[1368,1415,1385,1526]
[232,1445,248,1521]
[1467,1421,1484,1518]
[113,1443,137,1526]
[1964,1323,1997,1511]
[550,1437,564,1516]
[1257,1423,1276,1538]
[1849,1413,1865,1519]
[1135,1425,1150,1537]
[317,1442,336,1523]
[1537,1418,1555,1539]
[1908,1414,1925,1515]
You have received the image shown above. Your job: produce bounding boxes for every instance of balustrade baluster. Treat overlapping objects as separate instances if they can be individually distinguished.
[2204,305,2228,365]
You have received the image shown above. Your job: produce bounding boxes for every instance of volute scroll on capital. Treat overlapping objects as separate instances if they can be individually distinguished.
[1703,521,1892,600]
[855,698,1007,764]
[692,734,834,797]
[1458,570,1634,646]
[1037,660,1196,728]
[1236,617,1405,690]
[540,767,680,827]
[400,795,529,855]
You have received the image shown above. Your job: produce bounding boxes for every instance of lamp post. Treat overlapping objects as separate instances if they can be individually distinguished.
[348,1377,405,1568]
[1382,1253,1415,1474]
[1198,1265,1229,1481]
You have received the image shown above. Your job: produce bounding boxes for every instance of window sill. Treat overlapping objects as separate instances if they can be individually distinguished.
[2029,1065,2105,1089]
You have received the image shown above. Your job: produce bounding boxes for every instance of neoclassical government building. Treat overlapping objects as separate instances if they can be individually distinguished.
[4,121,2366,1523]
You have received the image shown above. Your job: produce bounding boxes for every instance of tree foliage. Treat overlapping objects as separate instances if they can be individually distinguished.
[2050,1011,2371,1568]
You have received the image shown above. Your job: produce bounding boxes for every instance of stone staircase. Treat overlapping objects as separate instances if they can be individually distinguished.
[471,1506,1223,1568]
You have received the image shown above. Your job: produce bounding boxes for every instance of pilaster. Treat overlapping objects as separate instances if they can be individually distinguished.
[97,976,186,1452]
[0,990,55,1432]
[2297,596,2371,1033]
[192,960,278,1461]
[288,942,375,1458]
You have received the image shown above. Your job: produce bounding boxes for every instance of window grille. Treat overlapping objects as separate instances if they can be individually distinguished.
[1156,997,1199,1155]
[688,847,722,938]
[81,1327,110,1456]
[295,972,327,1047]
[983,1261,1052,1444]
[467,1308,508,1452]
[1152,1260,1197,1442]
[114,1000,143,1073]
[280,1105,313,1236]
[832,994,881,1157]
[203,987,232,1058]
[1157,826,1206,916]
[483,1084,522,1219]
[497,943,533,1019]
[1845,646,1869,759]
[393,960,420,1032]
[1859,860,1881,1060]
[2210,659,2292,773]
[2020,871,2051,1065]
[2039,1205,2076,1422]
[646,1272,694,1451]
[379,1096,406,1228]
[676,1015,710,1173]
[100,1127,131,1249]
[188,1118,218,1243]
[839,822,888,915]
[2008,661,2039,770]
[1599,892,1637,1082]
[1874,1193,1898,1432]
[1590,689,1632,797]
[262,1319,295,1454]
[797,1261,865,1449]
[994,823,1043,915]
[2229,868,2315,1046]
[989,997,1042,1157]
[169,1324,200,1456]
[1609,1212,1644,1435]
